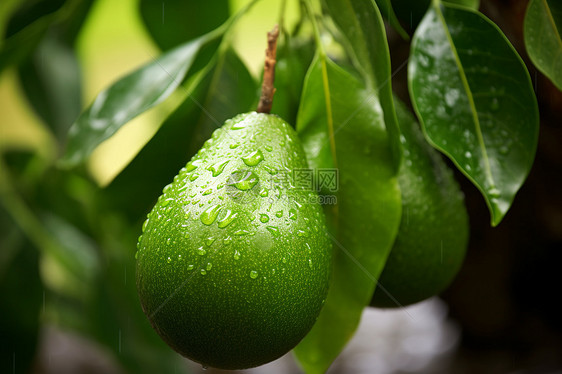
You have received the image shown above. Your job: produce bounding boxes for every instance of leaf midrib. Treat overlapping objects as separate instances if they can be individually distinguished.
[434,1,496,190]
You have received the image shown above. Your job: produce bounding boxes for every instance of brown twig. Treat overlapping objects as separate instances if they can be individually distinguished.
[257,24,280,114]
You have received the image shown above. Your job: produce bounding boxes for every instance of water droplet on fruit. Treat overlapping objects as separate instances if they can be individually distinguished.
[260,214,269,223]
[266,226,280,236]
[208,160,229,177]
[202,189,212,196]
[263,165,278,175]
[206,263,212,271]
[232,122,246,130]
[259,188,268,197]
[234,229,250,236]
[229,143,240,149]
[223,236,232,245]
[282,257,287,264]
[217,210,238,228]
[309,259,313,268]
[234,250,241,260]
[185,159,203,172]
[142,219,149,232]
[204,237,216,246]
[161,198,173,207]
[228,170,259,190]
[167,257,172,263]
[275,210,283,218]
[134,251,139,259]
[250,270,258,279]
[297,230,309,237]
[187,264,194,271]
[189,173,199,181]
[289,209,297,220]
[242,150,264,166]
[197,247,206,256]
[200,204,221,225]
[200,269,207,275]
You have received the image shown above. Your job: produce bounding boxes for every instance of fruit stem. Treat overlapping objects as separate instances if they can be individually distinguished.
[257,24,279,114]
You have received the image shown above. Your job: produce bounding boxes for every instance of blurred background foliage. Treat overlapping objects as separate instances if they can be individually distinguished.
[1,0,562,373]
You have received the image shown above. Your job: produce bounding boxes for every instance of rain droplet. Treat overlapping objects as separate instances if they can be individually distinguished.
[206,263,212,271]
[234,229,250,236]
[488,187,501,199]
[189,173,199,181]
[263,165,278,175]
[464,151,472,159]
[197,247,206,256]
[308,259,313,269]
[229,143,240,149]
[266,226,280,236]
[218,210,238,228]
[228,171,259,191]
[200,269,207,275]
[265,145,273,152]
[234,250,241,260]
[185,159,203,172]
[259,188,269,197]
[250,270,258,279]
[297,230,309,237]
[202,189,212,196]
[187,264,194,271]
[232,122,246,130]
[260,214,270,223]
[275,210,283,218]
[242,150,264,166]
[289,209,297,220]
[200,205,221,225]
[161,198,173,207]
[223,236,232,245]
[204,237,216,246]
[208,160,229,177]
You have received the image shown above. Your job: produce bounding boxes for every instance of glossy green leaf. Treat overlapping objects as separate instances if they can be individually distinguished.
[408,1,539,226]
[524,0,562,91]
[374,0,409,39]
[106,48,256,223]
[324,0,402,171]
[59,33,219,168]
[140,0,229,51]
[294,56,401,374]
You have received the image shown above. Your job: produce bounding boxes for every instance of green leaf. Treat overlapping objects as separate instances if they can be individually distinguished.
[106,48,256,222]
[374,0,409,39]
[58,32,220,168]
[324,0,402,172]
[140,0,230,51]
[294,56,401,374]
[18,32,82,142]
[524,0,562,91]
[408,1,539,226]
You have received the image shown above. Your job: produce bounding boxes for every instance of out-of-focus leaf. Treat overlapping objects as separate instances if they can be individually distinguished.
[408,1,539,226]
[106,48,256,223]
[0,0,66,73]
[270,38,315,126]
[18,33,82,141]
[524,0,562,91]
[294,56,401,374]
[58,33,220,168]
[374,0,409,39]
[0,205,42,374]
[140,0,230,51]
[324,0,402,171]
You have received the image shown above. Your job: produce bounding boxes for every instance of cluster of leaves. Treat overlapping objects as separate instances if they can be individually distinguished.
[0,0,559,373]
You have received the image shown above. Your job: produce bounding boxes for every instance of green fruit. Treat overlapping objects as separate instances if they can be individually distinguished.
[136,112,332,369]
[370,100,469,308]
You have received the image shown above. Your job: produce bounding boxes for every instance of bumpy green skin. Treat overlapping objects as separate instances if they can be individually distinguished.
[370,103,469,308]
[136,112,332,369]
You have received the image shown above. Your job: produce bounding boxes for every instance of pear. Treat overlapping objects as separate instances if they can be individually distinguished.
[136,112,332,369]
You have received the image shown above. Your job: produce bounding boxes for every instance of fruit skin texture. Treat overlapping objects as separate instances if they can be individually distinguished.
[370,100,469,308]
[136,112,332,369]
